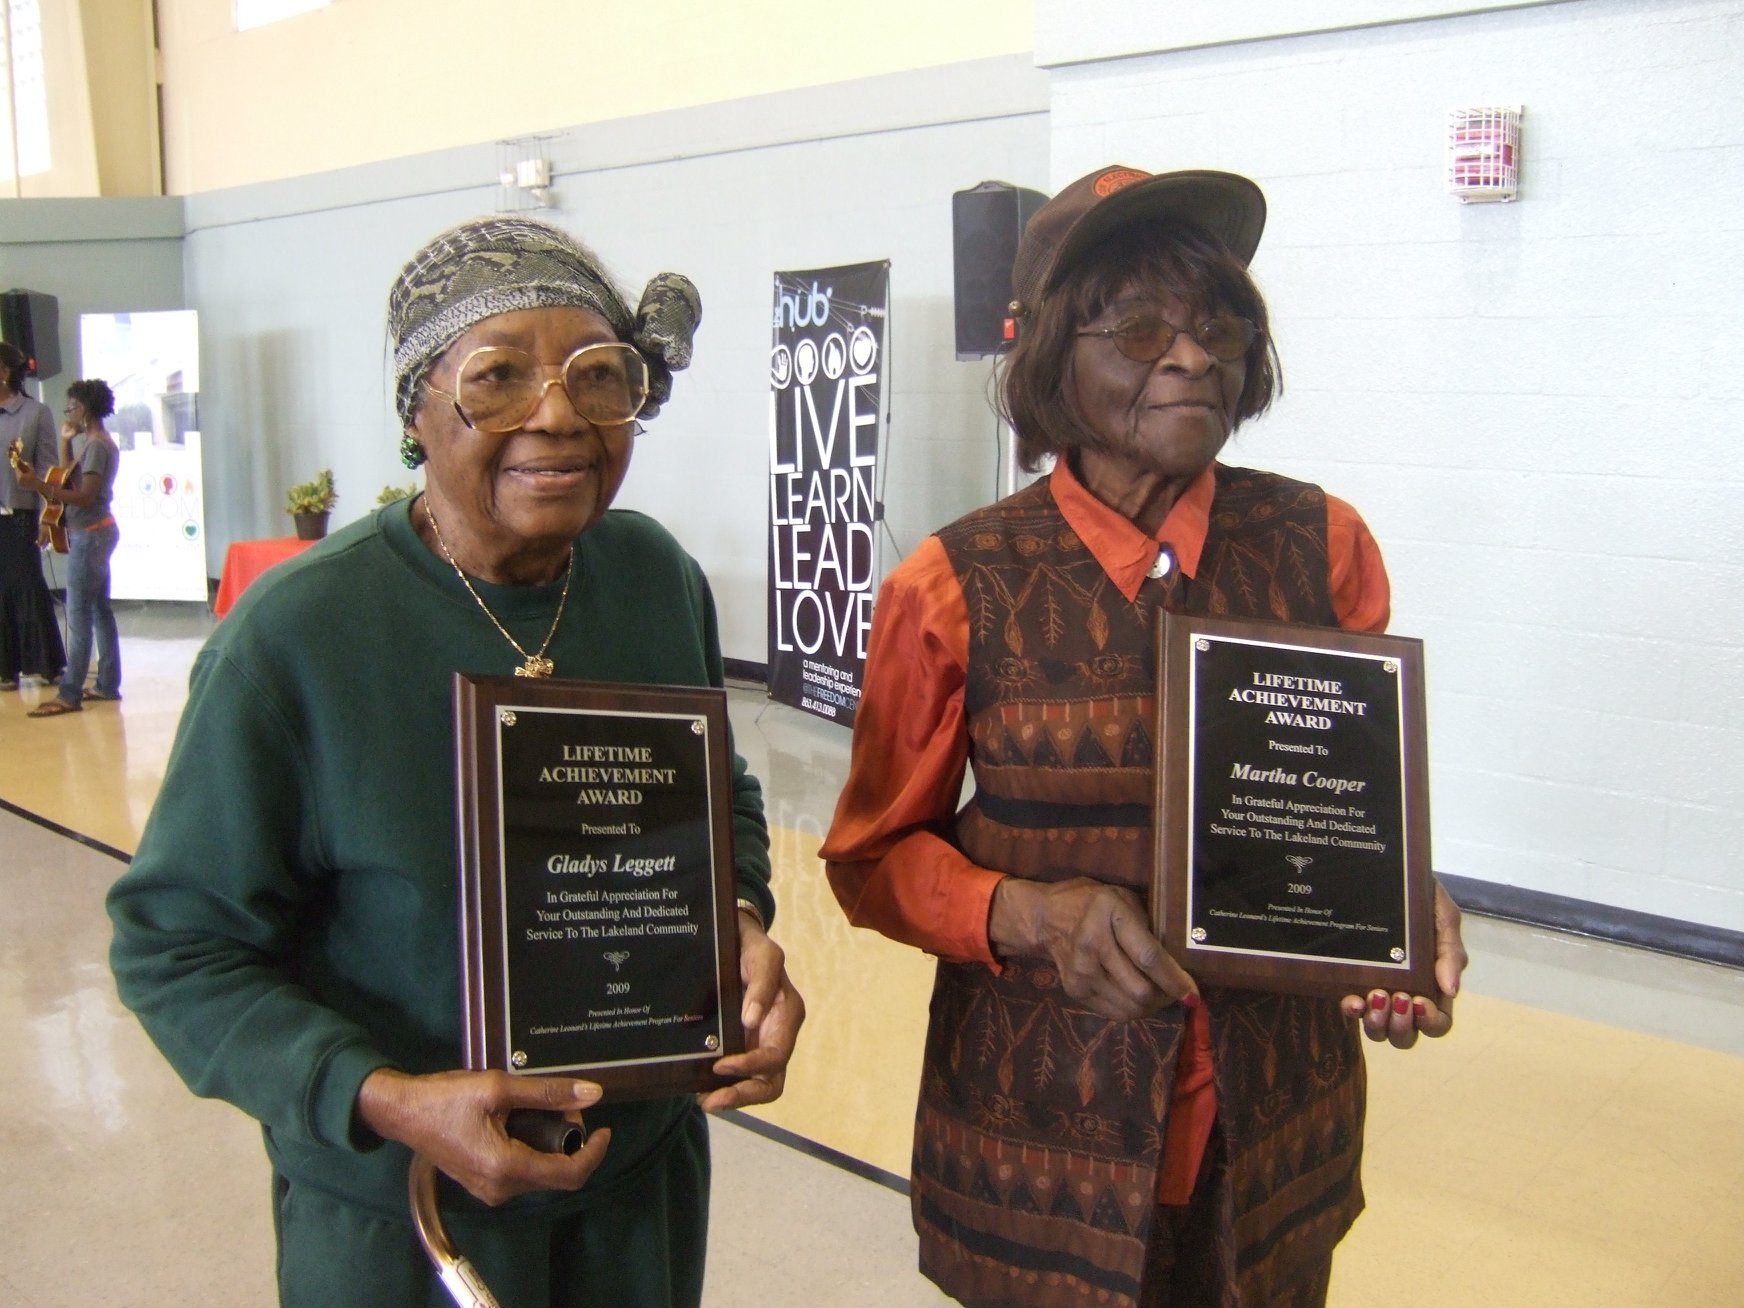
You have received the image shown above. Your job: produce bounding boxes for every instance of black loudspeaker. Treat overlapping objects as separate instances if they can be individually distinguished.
[0,289,61,380]
[952,181,1046,361]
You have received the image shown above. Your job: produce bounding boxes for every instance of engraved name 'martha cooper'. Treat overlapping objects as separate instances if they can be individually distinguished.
[1229,762,1367,796]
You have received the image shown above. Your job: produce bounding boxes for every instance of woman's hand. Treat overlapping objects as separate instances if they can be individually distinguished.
[1341,880,1468,1048]
[990,876,1199,1021]
[11,455,35,487]
[355,1068,612,1206]
[699,908,806,1113]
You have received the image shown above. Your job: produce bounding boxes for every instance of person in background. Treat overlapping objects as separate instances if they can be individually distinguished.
[107,217,805,1306]
[18,378,122,716]
[821,166,1466,1308]
[0,341,66,693]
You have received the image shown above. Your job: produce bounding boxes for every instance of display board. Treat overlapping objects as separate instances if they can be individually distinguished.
[78,311,208,602]
[766,261,888,728]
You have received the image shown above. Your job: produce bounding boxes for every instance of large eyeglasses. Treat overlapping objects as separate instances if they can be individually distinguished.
[1076,313,1259,364]
[425,343,649,432]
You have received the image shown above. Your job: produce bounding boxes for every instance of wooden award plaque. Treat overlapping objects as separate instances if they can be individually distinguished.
[453,674,743,1099]
[1153,613,1438,1000]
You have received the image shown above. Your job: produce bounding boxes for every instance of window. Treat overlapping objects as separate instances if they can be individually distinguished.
[2,0,51,179]
[234,0,331,32]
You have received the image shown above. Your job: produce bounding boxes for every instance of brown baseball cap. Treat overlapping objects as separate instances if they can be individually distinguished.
[1009,166,1267,319]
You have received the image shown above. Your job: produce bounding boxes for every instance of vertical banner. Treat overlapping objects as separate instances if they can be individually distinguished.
[767,261,888,728]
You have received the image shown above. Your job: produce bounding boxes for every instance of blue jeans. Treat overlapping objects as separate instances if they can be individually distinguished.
[59,522,120,706]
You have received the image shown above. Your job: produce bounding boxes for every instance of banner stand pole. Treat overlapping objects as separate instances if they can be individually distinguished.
[1001,418,1020,499]
[873,271,901,570]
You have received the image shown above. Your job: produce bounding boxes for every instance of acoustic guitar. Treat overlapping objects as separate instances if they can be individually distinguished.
[7,438,70,554]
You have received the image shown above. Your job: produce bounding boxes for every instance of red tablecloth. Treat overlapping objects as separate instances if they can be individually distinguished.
[214,537,316,617]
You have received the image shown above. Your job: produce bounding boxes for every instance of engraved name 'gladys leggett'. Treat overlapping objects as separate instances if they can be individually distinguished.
[546,853,679,875]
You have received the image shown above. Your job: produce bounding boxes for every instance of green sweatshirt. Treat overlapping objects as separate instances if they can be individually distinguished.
[108,499,772,1221]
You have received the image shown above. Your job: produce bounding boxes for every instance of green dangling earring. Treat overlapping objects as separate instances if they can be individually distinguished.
[399,432,426,469]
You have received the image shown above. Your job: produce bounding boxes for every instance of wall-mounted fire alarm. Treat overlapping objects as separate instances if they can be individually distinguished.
[1447,107,1522,203]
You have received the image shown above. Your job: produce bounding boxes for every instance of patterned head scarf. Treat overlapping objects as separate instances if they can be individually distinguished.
[387,216,701,427]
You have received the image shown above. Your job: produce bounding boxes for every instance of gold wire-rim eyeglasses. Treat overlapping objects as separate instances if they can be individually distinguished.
[424,342,650,433]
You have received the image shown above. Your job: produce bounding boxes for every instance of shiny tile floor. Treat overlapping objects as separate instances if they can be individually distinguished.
[2,603,1742,1306]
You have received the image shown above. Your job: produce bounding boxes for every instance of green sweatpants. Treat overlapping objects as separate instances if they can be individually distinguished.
[271,1111,709,1308]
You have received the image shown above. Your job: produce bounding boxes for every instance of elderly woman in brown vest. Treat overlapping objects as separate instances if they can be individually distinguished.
[820,167,1467,1308]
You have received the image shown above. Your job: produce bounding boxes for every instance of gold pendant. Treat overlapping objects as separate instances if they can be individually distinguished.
[516,656,555,678]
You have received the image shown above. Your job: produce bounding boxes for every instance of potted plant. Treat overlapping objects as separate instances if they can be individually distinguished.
[376,482,419,507]
[286,468,337,540]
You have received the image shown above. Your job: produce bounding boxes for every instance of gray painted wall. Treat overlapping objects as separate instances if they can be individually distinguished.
[0,197,186,592]
[0,197,187,417]
[179,55,1050,665]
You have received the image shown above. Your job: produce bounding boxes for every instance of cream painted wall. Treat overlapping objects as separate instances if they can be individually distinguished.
[1035,0,1577,64]
[9,0,99,196]
[78,0,158,195]
[155,0,1033,193]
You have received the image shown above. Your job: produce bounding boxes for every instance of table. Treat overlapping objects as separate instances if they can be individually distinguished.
[213,536,316,617]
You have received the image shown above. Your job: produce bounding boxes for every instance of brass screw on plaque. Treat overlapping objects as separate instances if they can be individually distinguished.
[1191,927,1207,943]
[1196,638,1211,652]
[690,719,704,735]
[1390,947,1405,962]
[1383,661,1397,675]
[500,709,518,726]
[704,1034,719,1051]
[511,1050,528,1068]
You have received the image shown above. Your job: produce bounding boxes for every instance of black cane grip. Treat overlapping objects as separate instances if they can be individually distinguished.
[505,1109,585,1155]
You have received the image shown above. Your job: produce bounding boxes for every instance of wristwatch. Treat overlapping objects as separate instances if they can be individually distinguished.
[734,897,765,930]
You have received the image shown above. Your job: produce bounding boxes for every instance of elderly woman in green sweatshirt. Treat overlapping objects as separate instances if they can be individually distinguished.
[108,218,804,1307]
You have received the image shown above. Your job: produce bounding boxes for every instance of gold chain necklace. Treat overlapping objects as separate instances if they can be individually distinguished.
[424,498,572,678]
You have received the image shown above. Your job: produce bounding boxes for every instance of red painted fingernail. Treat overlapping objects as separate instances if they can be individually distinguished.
[1392,995,1409,1015]
[1369,993,1387,1011]
[1181,992,1200,1009]
[1413,999,1427,1018]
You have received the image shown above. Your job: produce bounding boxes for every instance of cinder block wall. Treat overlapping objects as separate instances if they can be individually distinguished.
[1043,0,1744,926]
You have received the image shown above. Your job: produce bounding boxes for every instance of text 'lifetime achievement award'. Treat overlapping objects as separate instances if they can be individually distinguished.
[454,675,743,1099]
[1153,614,1436,999]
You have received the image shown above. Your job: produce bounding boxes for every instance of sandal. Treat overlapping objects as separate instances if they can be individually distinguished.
[27,699,82,718]
[84,690,122,702]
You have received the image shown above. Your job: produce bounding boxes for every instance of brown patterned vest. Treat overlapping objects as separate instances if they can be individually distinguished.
[915,465,1365,1308]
